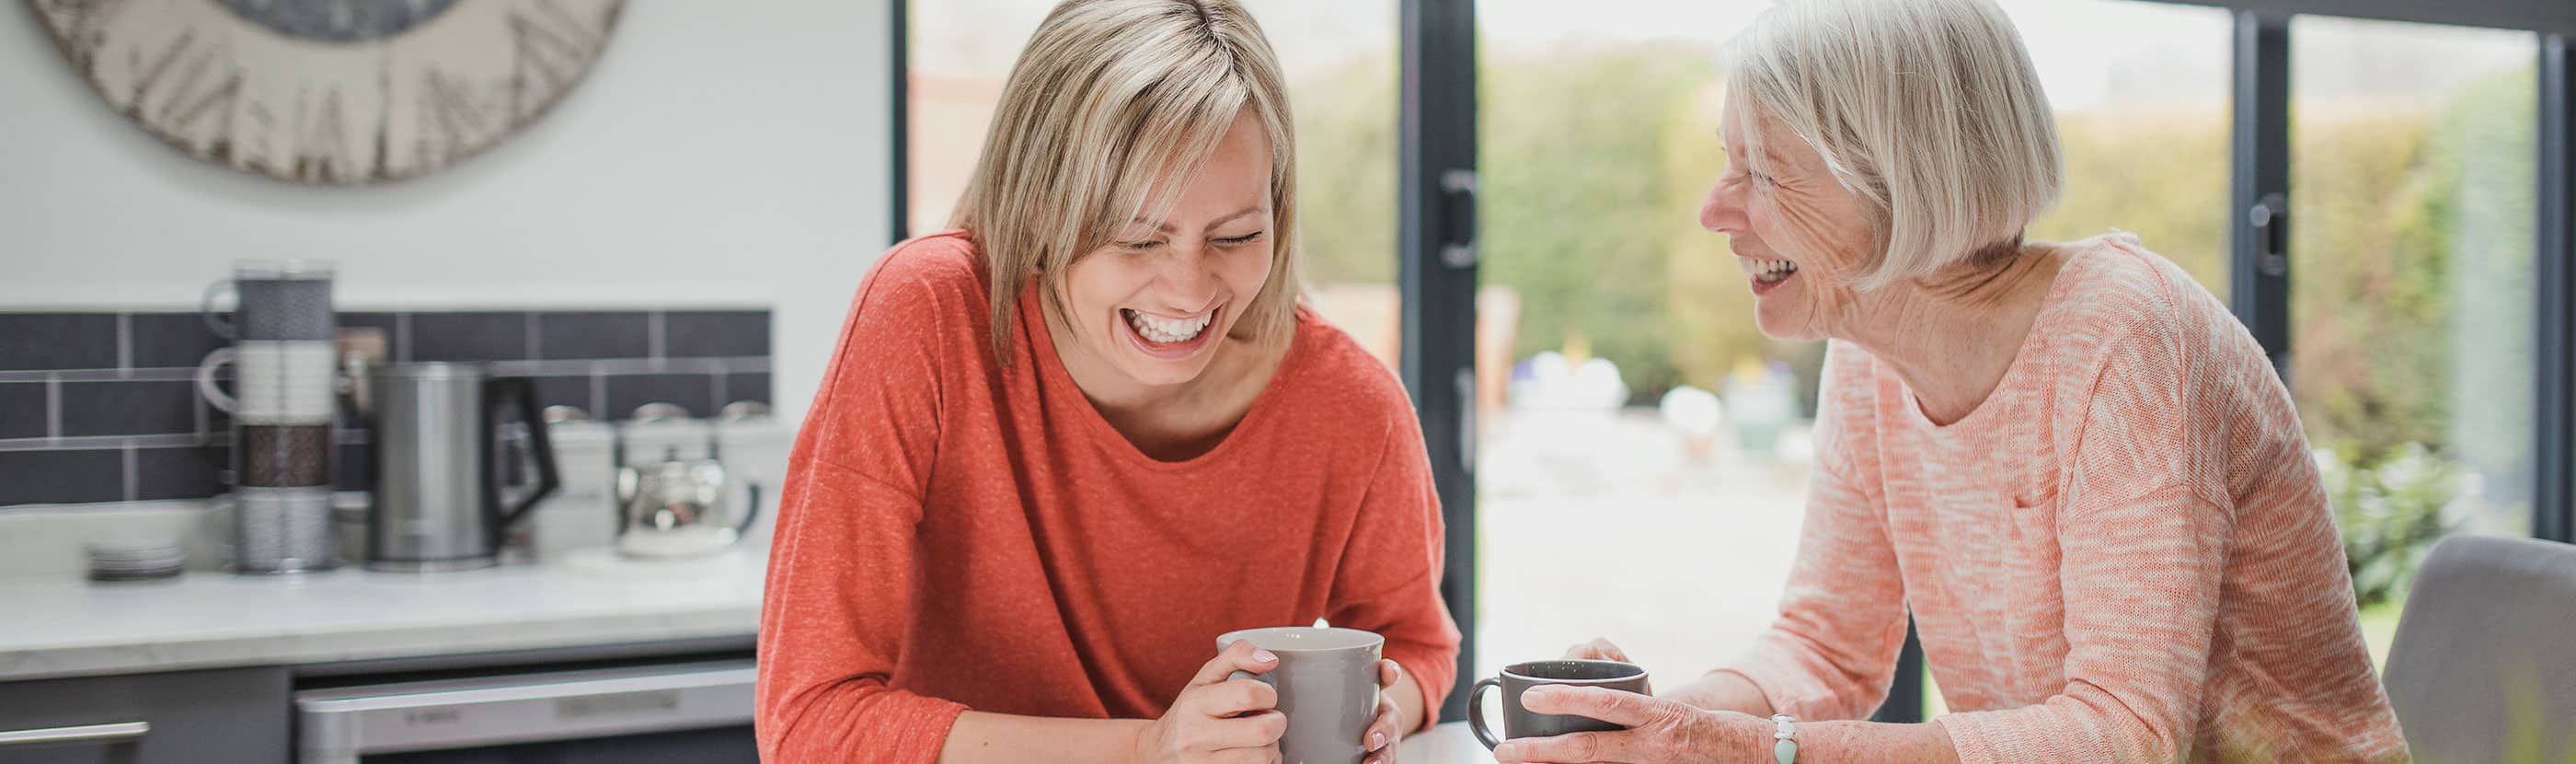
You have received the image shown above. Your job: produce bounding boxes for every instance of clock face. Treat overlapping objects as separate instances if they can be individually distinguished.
[25,0,624,185]
[211,0,463,43]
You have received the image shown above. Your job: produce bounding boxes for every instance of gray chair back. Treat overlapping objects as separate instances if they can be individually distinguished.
[2381,535,2576,763]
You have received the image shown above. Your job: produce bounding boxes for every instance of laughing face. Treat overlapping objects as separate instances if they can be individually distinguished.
[1698,101,1882,341]
[1053,110,1277,388]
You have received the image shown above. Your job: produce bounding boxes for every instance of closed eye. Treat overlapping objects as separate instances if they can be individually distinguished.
[1214,231,1265,246]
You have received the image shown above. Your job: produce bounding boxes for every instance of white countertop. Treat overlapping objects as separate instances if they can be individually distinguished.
[0,547,766,682]
[1402,723,1501,763]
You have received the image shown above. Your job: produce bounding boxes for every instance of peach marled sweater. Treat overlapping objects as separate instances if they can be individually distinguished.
[1721,234,2409,762]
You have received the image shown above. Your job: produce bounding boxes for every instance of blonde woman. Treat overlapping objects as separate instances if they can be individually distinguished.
[1505,0,2408,762]
[755,1,1458,762]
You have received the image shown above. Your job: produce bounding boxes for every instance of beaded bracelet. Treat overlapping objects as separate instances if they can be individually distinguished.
[1771,713,1800,764]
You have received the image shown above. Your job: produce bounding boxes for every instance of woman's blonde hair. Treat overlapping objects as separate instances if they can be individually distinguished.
[1726,0,2064,290]
[951,0,1303,364]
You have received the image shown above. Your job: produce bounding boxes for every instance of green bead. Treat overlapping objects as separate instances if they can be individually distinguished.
[1775,738,1799,764]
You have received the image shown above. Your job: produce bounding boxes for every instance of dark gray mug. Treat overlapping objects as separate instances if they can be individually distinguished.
[1215,627,1382,764]
[1467,659,1652,749]
[202,260,336,341]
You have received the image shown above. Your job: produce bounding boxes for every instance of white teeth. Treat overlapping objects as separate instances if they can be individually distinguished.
[1736,257,1800,283]
[1124,307,1214,344]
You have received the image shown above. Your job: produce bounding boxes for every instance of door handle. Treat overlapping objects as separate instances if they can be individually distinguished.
[1440,168,1479,268]
[2248,191,2288,275]
[0,721,150,747]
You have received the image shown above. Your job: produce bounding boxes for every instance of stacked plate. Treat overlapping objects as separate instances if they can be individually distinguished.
[86,539,187,582]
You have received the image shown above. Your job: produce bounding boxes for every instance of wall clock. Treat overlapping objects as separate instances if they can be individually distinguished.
[25,0,625,185]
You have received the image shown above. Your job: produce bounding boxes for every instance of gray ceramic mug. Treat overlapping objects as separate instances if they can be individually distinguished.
[1467,659,1653,749]
[1215,627,1383,764]
[201,260,336,341]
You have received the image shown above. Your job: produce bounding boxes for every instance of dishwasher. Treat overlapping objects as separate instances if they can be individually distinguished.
[293,658,757,763]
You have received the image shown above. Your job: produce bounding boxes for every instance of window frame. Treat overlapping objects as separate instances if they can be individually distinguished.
[2139,0,2576,546]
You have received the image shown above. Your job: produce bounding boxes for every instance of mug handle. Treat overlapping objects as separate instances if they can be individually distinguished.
[1467,677,1504,749]
[734,480,764,536]
[194,347,238,414]
[200,280,236,340]
[201,493,238,562]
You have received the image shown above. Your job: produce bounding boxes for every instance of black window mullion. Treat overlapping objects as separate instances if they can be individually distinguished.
[2153,0,2574,37]
[2229,11,2294,378]
[2538,34,2575,543]
[1399,0,1480,723]
[890,0,910,246]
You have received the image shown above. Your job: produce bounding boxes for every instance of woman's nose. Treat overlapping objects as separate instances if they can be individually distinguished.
[1158,247,1220,305]
[1699,180,1744,234]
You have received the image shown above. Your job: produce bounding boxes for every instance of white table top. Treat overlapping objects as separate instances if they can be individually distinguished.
[1400,722,1499,763]
[0,547,765,681]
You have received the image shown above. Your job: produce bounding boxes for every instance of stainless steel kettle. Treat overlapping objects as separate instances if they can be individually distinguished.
[614,443,761,558]
[365,363,560,571]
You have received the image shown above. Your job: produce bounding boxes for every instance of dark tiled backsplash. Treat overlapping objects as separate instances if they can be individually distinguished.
[667,311,773,358]
[0,449,124,506]
[0,314,118,370]
[538,312,651,360]
[0,384,44,440]
[60,380,202,437]
[134,446,227,501]
[405,311,533,362]
[0,308,771,507]
[127,313,230,368]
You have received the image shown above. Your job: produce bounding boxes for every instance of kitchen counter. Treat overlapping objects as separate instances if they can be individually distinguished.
[0,548,766,682]
[1402,722,1501,763]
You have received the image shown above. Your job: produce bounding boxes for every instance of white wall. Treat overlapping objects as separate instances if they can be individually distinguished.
[0,0,893,421]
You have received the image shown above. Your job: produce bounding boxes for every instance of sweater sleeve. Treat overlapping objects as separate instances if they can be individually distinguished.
[1932,323,2232,763]
[754,249,970,763]
[1324,402,1464,727]
[1715,341,1914,721]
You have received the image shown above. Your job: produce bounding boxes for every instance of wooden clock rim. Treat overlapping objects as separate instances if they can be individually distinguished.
[19,0,630,187]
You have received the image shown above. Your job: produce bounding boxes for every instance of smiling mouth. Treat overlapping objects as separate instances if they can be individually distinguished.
[1739,256,1800,284]
[1121,307,1216,344]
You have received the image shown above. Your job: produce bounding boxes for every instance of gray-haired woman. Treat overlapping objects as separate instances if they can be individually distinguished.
[1498,0,2408,761]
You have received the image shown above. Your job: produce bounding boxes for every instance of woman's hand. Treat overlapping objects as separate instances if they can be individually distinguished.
[1360,659,1407,764]
[1133,640,1288,764]
[1564,637,1766,714]
[1488,686,1772,764]
[1563,637,1633,663]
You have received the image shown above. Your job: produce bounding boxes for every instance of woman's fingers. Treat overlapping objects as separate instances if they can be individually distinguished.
[1363,658,1405,760]
[1563,637,1631,663]
[1204,709,1290,750]
[1194,639,1280,687]
[1363,693,1400,751]
[1193,676,1281,717]
[1490,730,1628,763]
[1519,686,1665,727]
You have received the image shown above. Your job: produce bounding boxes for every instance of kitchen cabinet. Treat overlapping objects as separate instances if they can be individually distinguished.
[0,666,290,764]
[1,539,765,762]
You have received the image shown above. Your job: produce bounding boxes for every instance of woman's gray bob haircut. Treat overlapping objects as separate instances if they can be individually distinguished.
[1726,0,2065,289]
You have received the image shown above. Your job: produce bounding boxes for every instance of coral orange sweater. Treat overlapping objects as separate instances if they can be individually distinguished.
[1722,234,2407,761]
[756,232,1461,762]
